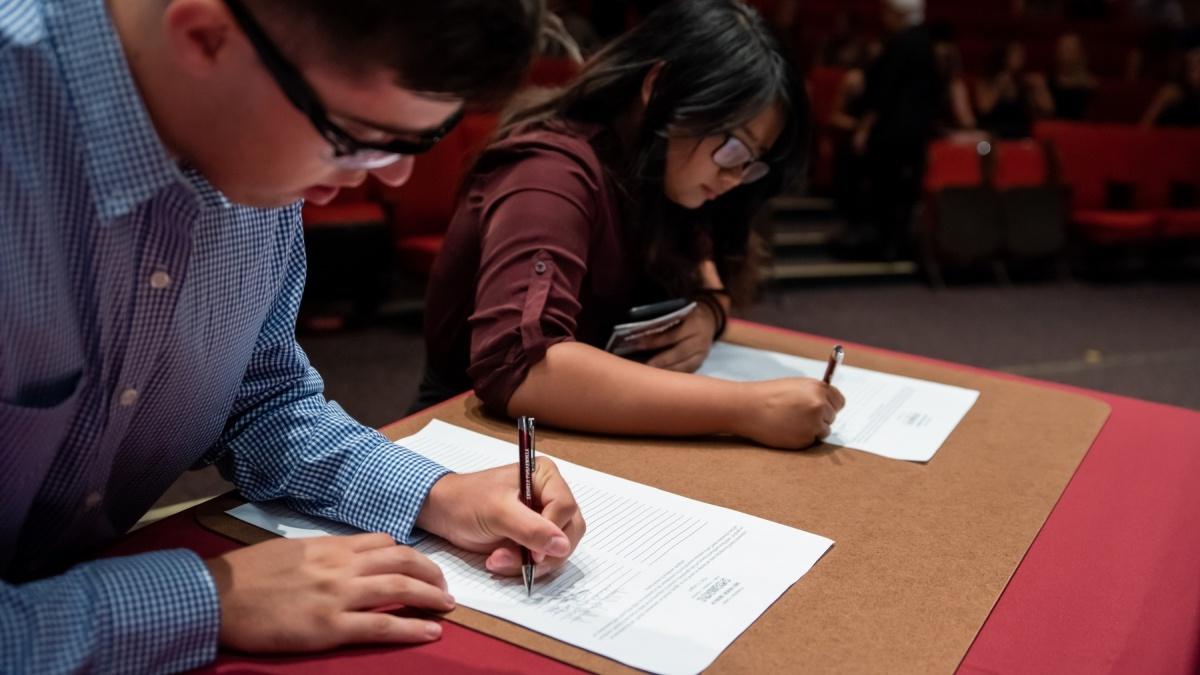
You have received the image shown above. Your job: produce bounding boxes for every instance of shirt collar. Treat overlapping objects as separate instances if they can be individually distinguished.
[43,0,211,224]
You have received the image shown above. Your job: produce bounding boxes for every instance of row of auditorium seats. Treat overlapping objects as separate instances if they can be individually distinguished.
[1035,121,1200,244]
[806,66,1164,195]
[921,122,1200,281]
[301,110,497,279]
[921,138,1065,282]
[303,56,1196,294]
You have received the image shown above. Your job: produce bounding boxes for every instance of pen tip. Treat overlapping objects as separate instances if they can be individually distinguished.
[522,564,534,596]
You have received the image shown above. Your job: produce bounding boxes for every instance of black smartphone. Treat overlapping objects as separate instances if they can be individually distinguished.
[627,297,690,322]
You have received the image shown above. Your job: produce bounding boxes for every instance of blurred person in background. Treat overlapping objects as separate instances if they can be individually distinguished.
[817,9,871,68]
[931,25,978,134]
[975,41,1055,138]
[1133,0,1189,30]
[828,39,886,240]
[829,53,872,239]
[1142,44,1200,126]
[1050,32,1098,120]
[844,0,939,260]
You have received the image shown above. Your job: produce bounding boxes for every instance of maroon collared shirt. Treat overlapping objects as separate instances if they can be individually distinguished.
[421,122,635,412]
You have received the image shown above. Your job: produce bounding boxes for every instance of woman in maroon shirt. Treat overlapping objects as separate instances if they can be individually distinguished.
[420,0,845,449]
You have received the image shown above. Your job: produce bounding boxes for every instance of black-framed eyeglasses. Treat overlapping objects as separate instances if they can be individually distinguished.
[222,0,462,169]
[711,135,770,184]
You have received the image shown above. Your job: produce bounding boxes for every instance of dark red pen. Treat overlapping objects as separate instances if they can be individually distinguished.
[822,345,844,385]
[517,416,537,596]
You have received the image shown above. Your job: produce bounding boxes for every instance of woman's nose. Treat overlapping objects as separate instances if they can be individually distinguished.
[716,167,743,191]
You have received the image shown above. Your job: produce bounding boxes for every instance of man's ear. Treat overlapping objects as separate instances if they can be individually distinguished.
[162,0,237,77]
[640,61,666,107]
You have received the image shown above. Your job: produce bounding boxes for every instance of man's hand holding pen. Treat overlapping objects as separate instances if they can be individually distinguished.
[415,457,586,579]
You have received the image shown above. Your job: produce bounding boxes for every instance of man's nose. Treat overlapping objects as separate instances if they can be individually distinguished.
[370,155,416,187]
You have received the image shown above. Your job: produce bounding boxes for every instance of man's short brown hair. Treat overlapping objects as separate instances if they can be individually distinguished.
[252,0,545,106]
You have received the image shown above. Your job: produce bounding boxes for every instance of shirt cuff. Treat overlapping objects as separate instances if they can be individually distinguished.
[335,441,453,545]
[85,549,219,673]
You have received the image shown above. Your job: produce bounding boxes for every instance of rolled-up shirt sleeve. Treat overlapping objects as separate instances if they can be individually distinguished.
[466,150,600,412]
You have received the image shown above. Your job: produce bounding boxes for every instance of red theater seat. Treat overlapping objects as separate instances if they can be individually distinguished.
[1034,122,1159,245]
[1149,129,1200,237]
[380,112,500,277]
[806,67,847,195]
[1070,209,1161,245]
[301,184,385,230]
[392,234,447,278]
[993,140,1066,258]
[526,57,582,88]
[1035,122,1200,247]
[808,67,847,129]
[924,140,985,190]
[992,139,1048,190]
[1160,210,1200,239]
[921,140,1002,276]
[302,58,575,283]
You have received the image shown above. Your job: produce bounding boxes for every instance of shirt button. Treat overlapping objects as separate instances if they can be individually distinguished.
[534,261,547,274]
[84,491,103,509]
[149,270,172,289]
[118,388,139,407]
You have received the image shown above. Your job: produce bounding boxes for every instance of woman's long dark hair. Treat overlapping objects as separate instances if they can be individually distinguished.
[495,0,809,302]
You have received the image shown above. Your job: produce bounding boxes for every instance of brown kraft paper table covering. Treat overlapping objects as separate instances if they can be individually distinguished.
[199,321,1111,674]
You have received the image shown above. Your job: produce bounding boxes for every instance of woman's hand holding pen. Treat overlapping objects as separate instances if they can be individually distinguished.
[415,460,586,577]
[734,378,846,449]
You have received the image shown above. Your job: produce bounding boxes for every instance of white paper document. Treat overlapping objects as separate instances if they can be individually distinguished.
[228,420,833,675]
[696,342,979,462]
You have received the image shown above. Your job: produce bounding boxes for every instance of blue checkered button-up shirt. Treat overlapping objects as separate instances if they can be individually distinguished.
[0,0,452,672]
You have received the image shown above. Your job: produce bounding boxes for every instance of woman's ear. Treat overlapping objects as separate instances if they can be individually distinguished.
[641,61,666,107]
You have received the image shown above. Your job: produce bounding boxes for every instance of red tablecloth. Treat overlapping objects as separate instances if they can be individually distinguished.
[960,391,1200,674]
[104,329,1200,673]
